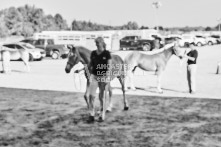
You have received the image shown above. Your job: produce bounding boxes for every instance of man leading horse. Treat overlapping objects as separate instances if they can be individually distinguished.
[87,37,113,121]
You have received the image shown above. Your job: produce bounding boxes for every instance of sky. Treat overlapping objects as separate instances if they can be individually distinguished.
[0,0,221,28]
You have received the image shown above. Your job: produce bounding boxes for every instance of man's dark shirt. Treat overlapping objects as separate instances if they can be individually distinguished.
[187,50,198,65]
[90,50,111,76]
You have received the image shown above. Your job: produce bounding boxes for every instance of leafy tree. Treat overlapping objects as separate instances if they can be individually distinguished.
[54,13,68,30]
[205,26,212,31]
[4,7,23,35]
[140,26,149,30]
[0,13,9,37]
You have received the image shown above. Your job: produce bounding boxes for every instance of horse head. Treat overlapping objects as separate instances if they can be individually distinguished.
[65,45,81,73]
[171,42,184,59]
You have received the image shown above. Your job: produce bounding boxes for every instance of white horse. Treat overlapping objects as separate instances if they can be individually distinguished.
[124,43,184,93]
[0,46,30,73]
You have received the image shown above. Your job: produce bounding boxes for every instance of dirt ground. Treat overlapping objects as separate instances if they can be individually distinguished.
[0,45,221,147]
[0,45,221,98]
[1,88,221,147]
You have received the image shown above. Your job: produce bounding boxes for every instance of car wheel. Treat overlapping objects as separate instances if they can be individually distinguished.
[51,51,60,59]
[208,41,213,46]
[29,54,34,62]
[197,42,202,47]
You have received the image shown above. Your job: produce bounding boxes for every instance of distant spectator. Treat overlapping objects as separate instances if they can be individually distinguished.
[152,38,161,51]
[182,43,198,94]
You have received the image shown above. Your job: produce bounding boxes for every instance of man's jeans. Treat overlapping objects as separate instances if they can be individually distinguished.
[187,64,197,92]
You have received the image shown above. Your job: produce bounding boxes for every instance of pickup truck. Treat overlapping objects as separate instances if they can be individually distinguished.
[20,39,69,59]
[119,35,155,51]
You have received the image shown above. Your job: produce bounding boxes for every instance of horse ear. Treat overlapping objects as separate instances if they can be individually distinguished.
[67,44,75,50]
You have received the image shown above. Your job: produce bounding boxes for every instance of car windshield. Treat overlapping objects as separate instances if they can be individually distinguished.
[22,44,34,49]
[196,36,205,38]
[183,36,191,39]
[211,35,220,38]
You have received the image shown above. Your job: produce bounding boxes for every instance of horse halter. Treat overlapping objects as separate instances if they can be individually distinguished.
[67,47,81,67]
[172,43,181,57]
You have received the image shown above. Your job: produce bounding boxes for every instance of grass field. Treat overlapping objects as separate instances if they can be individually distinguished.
[1,88,221,147]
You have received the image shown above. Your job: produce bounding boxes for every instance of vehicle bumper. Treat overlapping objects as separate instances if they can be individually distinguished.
[41,53,46,58]
[32,54,42,59]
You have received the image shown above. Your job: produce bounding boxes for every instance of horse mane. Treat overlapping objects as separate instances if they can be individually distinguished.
[74,46,92,64]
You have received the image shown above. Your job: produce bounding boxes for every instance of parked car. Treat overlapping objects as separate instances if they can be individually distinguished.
[19,42,46,60]
[164,35,182,45]
[2,43,44,61]
[20,38,69,59]
[210,35,221,44]
[195,35,216,46]
[120,35,155,51]
[180,34,207,47]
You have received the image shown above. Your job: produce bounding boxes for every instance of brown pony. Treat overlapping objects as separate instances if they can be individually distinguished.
[65,45,129,121]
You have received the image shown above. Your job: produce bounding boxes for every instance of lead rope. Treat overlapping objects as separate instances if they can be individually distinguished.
[179,49,187,68]
[73,71,84,91]
[73,64,85,91]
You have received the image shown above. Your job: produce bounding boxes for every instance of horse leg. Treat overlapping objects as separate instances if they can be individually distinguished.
[23,60,30,72]
[118,76,129,110]
[22,52,30,72]
[2,51,11,73]
[84,79,90,109]
[87,75,98,122]
[129,70,136,91]
[156,70,163,94]
[125,69,136,91]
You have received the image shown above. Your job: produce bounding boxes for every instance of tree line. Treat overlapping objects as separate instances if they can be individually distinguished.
[0,5,220,38]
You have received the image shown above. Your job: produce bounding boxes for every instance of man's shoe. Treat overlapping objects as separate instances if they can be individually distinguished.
[190,91,196,94]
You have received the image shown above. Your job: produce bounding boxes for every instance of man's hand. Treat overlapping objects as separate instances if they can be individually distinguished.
[182,54,195,61]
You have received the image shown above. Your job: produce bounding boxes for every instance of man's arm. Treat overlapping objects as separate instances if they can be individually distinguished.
[183,54,195,61]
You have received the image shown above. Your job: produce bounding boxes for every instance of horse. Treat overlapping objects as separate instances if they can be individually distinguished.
[124,43,184,93]
[65,45,129,121]
[0,46,30,73]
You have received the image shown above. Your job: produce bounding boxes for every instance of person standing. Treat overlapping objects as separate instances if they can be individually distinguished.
[182,43,198,94]
[87,37,112,121]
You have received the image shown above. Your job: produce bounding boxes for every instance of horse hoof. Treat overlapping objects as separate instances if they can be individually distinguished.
[98,116,104,122]
[106,109,112,113]
[87,116,95,123]
[124,107,129,111]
